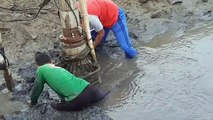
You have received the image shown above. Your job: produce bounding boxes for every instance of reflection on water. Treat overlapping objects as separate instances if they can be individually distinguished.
[97,22,213,120]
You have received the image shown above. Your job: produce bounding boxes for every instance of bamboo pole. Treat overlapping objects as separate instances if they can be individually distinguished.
[78,0,97,63]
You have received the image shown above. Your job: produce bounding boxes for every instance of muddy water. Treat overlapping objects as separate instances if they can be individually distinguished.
[95,22,213,120]
[1,22,213,120]
[1,22,213,119]
[143,34,175,48]
[0,7,212,119]
[0,93,24,115]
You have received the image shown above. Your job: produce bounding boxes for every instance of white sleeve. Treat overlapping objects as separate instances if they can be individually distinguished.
[88,15,103,32]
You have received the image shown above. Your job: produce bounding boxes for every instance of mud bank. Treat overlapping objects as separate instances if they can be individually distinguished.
[0,0,213,119]
[3,106,112,120]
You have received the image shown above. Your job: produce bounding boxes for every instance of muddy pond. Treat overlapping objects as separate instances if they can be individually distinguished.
[0,0,213,119]
[1,21,213,120]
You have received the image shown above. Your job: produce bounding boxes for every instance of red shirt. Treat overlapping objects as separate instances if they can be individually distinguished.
[87,0,119,28]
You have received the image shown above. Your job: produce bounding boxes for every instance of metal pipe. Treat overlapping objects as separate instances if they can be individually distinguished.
[57,0,88,60]
[58,0,80,29]
[56,0,100,79]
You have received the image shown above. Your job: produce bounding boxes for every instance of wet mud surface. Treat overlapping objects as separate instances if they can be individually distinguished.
[0,0,213,119]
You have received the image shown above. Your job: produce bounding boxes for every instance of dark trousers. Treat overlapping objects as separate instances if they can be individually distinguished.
[51,85,109,111]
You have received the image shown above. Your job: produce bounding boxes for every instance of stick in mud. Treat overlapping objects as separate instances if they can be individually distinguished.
[0,32,15,91]
[3,68,15,91]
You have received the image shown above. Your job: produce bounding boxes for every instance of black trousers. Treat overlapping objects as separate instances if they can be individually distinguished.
[51,84,109,111]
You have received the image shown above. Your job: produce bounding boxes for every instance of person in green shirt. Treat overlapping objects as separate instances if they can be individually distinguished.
[30,52,108,111]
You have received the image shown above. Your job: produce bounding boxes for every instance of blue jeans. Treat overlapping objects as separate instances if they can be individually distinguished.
[91,8,138,58]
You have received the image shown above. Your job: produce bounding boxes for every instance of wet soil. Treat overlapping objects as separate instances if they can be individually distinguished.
[0,0,213,119]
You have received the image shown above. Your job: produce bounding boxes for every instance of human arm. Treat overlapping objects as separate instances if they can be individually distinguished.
[30,72,45,105]
[93,29,104,48]
[88,15,104,48]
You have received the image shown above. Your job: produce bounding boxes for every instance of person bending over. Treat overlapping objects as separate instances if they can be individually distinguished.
[86,0,138,58]
[30,52,108,111]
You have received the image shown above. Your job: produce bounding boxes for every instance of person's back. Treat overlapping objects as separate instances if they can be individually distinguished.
[87,0,119,28]
[35,64,89,102]
[85,0,138,58]
[30,52,108,111]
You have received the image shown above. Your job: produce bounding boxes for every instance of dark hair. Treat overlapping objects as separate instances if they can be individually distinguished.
[35,52,51,66]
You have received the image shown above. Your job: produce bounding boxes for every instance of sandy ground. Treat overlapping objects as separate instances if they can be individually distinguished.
[0,0,213,119]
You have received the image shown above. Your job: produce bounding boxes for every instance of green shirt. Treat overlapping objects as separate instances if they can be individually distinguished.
[30,64,89,104]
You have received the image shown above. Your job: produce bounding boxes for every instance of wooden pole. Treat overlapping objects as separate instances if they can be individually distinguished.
[3,67,15,91]
[0,32,14,91]
[78,0,97,63]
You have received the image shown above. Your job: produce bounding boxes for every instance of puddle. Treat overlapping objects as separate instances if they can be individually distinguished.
[0,92,26,115]
[2,21,213,120]
[105,22,213,120]
[143,34,175,48]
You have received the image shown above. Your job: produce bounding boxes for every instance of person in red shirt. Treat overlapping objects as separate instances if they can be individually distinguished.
[86,0,138,58]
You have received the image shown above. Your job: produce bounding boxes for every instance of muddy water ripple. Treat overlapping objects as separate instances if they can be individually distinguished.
[102,22,213,120]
